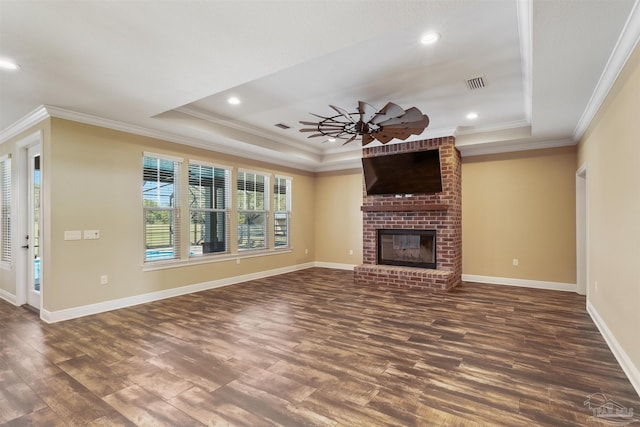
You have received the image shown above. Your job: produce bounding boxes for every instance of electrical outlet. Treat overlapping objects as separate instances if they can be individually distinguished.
[595,281,598,292]
[512,258,519,266]
[349,249,354,255]
[100,275,108,285]
[84,230,100,240]
[236,258,240,265]
[305,248,308,255]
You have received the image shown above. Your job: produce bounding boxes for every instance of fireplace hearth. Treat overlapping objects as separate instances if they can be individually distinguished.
[378,229,436,269]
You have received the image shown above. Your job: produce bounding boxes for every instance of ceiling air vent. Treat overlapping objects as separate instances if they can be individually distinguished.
[465,76,486,90]
[274,123,291,130]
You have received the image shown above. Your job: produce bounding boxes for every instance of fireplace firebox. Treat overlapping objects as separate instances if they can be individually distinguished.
[377,229,436,269]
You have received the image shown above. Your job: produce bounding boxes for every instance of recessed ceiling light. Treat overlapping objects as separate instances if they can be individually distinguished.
[227,96,241,105]
[466,112,479,120]
[0,58,20,71]
[328,138,336,143]
[420,32,440,45]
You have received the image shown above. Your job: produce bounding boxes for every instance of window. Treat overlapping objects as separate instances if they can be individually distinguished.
[0,156,11,264]
[273,176,291,248]
[188,162,231,256]
[237,170,269,251]
[143,154,181,262]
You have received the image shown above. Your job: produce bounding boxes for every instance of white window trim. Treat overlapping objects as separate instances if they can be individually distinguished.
[190,159,233,172]
[143,151,183,163]
[238,168,271,177]
[141,247,292,271]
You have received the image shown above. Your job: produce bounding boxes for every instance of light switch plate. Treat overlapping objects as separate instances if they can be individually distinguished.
[64,230,82,241]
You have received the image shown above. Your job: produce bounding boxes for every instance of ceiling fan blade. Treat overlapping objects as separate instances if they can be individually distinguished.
[371,102,405,123]
[361,133,375,146]
[342,134,359,146]
[358,101,377,123]
[299,128,322,132]
[299,121,321,126]
[377,128,413,138]
[307,133,326,138]
[317,123,347,128]
[373,133,395,144]
[370,102,402,125]
[323,130,346,137]
[329,105,357,123]
[377,107,424,126]
[381,127,427,138]
[382,114,429,132]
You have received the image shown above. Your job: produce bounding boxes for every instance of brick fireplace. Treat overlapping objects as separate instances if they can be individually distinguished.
[354,136,462,291]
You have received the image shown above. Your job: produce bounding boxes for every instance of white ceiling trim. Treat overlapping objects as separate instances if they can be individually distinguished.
[175,105,323,156]
[572,0,640,141]
[0,106,49,144]
[0,105,320,172]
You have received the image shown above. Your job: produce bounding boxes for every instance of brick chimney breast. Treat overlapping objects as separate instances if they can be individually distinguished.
[354,136,462,291]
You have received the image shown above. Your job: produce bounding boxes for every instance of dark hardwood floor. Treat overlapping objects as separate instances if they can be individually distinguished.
[1,268,638,426]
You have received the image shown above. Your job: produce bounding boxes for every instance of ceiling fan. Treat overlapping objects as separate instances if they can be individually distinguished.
[299,101,430,146]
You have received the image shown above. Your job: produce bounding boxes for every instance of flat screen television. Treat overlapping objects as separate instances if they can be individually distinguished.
[362,149,443,195]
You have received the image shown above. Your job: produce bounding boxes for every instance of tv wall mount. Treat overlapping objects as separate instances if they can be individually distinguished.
[299,101,430,146]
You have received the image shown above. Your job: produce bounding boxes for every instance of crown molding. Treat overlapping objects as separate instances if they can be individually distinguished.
[0,105,49,144]
[1,105,322,172]
[175,105,322,156]
[573,0,640,141]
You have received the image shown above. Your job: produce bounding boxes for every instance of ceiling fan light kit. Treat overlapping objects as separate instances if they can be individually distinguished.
[299,101,430,146]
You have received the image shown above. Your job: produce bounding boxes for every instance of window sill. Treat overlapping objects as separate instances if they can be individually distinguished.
[141,248,293,272]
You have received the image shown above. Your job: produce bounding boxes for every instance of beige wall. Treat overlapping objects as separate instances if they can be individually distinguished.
[44,119,315,311]
[462,146,577,284]
[314,169,363,266]
[578,43,640,374]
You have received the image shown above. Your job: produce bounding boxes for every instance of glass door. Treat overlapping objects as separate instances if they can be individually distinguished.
[26,145,41,309]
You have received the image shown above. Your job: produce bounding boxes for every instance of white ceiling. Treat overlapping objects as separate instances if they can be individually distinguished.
[1,0,639,171]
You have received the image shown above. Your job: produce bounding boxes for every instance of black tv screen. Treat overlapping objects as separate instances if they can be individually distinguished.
[362,149,443,195]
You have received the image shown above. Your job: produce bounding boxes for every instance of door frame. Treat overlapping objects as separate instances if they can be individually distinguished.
[15,131,43,308]
[576,163,588,297]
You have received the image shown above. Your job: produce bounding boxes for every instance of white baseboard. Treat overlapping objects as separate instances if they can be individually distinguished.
[0,288,17,305]
[314,262,356,271]
[462,274,577,292]
[40,262,316,323]
[587,300,640,398]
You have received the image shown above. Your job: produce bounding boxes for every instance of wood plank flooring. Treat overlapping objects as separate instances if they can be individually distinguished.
[1,267,638,426]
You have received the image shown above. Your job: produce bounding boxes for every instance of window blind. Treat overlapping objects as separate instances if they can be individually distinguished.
[0,157,11,263]
[188,162,231,256]
[143,155,181,261]
[274,176,291,248]
[237,170,269,250]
